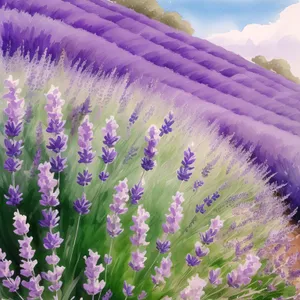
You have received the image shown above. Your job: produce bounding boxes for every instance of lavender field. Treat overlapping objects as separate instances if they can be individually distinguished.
[0,0,299,299]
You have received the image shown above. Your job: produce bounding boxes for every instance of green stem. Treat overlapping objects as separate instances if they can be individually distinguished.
[104,239,114,285]
[69,214,81,264]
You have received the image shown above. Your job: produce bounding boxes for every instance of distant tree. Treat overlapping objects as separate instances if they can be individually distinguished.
[252,55,300,84]
[112,0,194,35]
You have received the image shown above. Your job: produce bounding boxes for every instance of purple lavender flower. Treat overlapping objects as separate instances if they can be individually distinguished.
[4,185,23,206]
[99,171,110,182]
[43,232,63,250]
[129,250,147,271]
[46,135,68,153]
[80,97,92,115]
[39,209,60,229]
[102,116,120,148]
[162,192,184,234]
[78,116,95,164]
[101,147,118,164]
[104,254,112,265]
[77,170,93,186]
[227,254,262,288]
[195,203,206,214]
[130,183,144,205]
[107,214,123,237]
[4,139,23,157]
[13,211,29,236]
[102,289,113,300]
[50,155,67,173]
[193,180,204,192]
[21,275,44,299]
[24,103,33,123]
[141,125,160,171]
[73,193,92,215]
[41,266,65,292]
[201,229,217,245]
[123,281,135,297]
[38,162,58,196]
[156,240,171,254]
[211,192,220,201]
[5,121,22,137]
[204,196,213,207]
[4,157,22,173]
[159,111,174,137]
[109,179,129,216]
[180,274,207,299]
[138,291,147,300]
[177,148,196,182]
[151,254,172,285]
[195,242,210,258]
[186,254,200,267]
[130,205,150,247]
[129,111,138,125]
[209,269,222,285]
[40,193,59,207]
[3,276,21,292]
[46,119,65,135]
[83,250,105,296]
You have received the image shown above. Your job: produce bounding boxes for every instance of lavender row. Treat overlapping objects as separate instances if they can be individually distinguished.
[3,0,300,124]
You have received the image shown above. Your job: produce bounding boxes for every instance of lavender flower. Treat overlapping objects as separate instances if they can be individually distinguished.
[83,250,106,296]
[180,274,207,299]
[39,209,60,229]
[4,139,23,157]
[50,155,67,173]
[159,111,174,137]
[78,115,95,164]
[104,254,112,265]
[209,269,222,285]
[129,111,138,125]
[38,162,58,196]
[227,254,262,288]
[130,183,144,205]
[151,254,172,285]
[123,281,135,297]
[102,289,113,300]
[22,275,44,299]
[4,157,22,173]
[129,250,147,271]
[130,205,150,247]
[4,185,23,206]
[77,170,93,186]
[138,291,147,300]
[195,203,206,214]
[195,242,210,258]
[186,254,200,267]
[156,240,171,254]
[141,125,160,171]
[0,248,20,294]
[162,192,184,234]
[200,216,223,245]
[99,171,110,182]
[177,148,196,182]
[101,147,117,164]
[107,179,129,237]
[43,232,63,250]
[102,116,120,148]
[193,180,204,192]
[74,193,92,215]
[41,266,65,292]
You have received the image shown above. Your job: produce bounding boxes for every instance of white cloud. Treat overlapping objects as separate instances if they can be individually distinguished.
[206,2,300,77]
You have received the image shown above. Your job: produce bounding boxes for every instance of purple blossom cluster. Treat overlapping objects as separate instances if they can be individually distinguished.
[180,274,207,299]
[99,116,120,182]
[0,248,21,294]
[141,125,160,171]
[38,162,64,294]
[151,254,172,286]
[45,85,68,173]
[177,148,196,182]
[129,205,150,272]
[227,254,262,288]
[159,111,174,137]
[83,250,105,296]
[13,211,44,298]
[3,76,25,206]
[195,191,220,214]
[107,179,129,237]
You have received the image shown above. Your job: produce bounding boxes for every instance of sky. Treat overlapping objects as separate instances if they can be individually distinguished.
[158,0,298,38]
[158,0,300,77]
